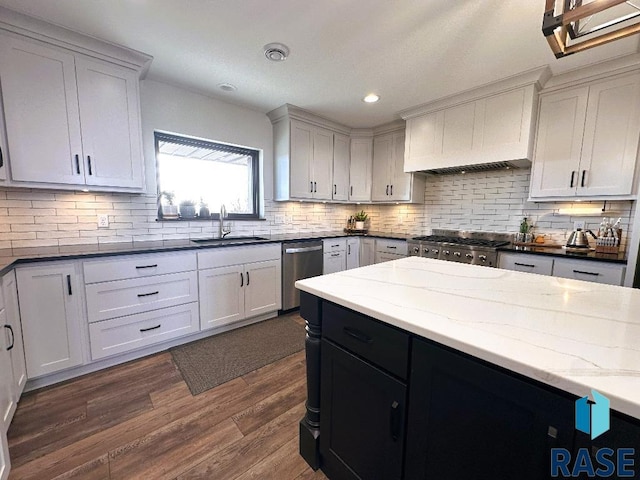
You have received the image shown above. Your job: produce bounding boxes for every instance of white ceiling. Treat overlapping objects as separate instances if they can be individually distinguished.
[1,0,639,128]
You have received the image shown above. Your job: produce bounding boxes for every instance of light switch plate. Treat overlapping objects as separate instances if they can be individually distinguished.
[574,220,585,230]
[98,214,109,228]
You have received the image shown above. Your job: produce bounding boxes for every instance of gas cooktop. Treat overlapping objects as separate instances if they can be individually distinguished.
[411,235,510,248]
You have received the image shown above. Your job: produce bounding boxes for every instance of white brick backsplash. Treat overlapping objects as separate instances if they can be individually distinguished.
[0,175,635,251]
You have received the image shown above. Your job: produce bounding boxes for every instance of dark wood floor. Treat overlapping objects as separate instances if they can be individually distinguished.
[7,314,328,480]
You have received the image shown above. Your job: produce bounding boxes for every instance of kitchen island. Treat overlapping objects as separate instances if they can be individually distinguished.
[295,257,640,479]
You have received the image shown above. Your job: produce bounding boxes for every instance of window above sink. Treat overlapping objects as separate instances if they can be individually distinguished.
[155,131,261,220]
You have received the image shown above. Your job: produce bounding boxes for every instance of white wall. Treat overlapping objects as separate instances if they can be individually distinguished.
[139,80,274,202]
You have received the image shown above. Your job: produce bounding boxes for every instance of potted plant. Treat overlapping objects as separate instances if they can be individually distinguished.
[179,199,197,219]
[354,210,368,231]
[159,191,178,219]
[198,198,210,218]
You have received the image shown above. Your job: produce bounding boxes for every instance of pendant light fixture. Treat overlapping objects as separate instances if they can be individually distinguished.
[543,0,640,58]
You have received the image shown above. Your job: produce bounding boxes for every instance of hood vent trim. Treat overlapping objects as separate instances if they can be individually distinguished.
[421,160,529,175]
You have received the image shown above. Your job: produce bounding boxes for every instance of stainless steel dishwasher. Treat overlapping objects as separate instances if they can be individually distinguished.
[281,240,323,311]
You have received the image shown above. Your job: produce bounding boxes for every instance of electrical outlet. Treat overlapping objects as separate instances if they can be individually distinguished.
[574,220,585,230]
[98,214,109,228]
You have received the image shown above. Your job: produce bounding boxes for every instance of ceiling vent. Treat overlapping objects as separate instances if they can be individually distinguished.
[422,160,528,175]
[264,43,289,62]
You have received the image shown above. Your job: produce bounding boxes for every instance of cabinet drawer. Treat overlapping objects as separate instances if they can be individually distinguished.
[84,251,197,283]
[197,243,280,270]
[323,302,409,380]
[88,302,199,360]
[375,239,407,256]
[498,253,553,276]
[323,238,346,253]
[85,271,198,323]
[552,259,625,285]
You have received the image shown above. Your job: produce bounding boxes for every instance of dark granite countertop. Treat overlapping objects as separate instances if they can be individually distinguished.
[0,231,413,276]
[497,245,627,264]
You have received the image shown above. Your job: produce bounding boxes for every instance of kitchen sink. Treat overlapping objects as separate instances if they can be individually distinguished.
[191,236,269,245]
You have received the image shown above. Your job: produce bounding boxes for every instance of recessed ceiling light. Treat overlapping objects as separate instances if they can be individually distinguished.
[264,43,289,62]
[363,93,380,103]
[217,83,237,92]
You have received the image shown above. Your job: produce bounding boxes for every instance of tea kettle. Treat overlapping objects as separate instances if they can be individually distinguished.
[566,228,597,248]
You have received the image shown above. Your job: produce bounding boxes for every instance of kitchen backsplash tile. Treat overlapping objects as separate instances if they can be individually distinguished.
[0,169,635,253]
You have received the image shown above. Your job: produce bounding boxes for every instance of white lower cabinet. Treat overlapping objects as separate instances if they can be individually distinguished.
[346,238,360,270]
[498,252,625,285]
[323,238,347,274]
[360,238,376,266]
[374,239,408,264]
[84,251,199,360]
[16,263,84,378]
[1,271,26,427]
[552,258,625,286]
[0,429,8,480]
[198,244,281,331]
[498,253,554,275]
[88,303,199,360]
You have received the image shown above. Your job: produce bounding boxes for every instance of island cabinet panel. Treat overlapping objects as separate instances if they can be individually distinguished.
[320,339,406,480]
[404,338,575,480]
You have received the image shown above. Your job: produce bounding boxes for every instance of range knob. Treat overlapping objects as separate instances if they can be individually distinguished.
[423,248,430,254]
[413,246,419,254]
[443,250,450,256]
[479,255,487,262]
[433,249,439,255]
[453,252,461,258]
[465,253,474,259]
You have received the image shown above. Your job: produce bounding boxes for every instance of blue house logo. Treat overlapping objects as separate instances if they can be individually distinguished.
[575,389,610,440]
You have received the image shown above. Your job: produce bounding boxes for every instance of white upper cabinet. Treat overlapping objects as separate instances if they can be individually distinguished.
[332,133,350,201]
[372,129,424,202]
[349,137,373,202]
[0,36,84,185]
[401,67,549,172]
[270,107,346,202]
[0,8,151,192]
[530,71,640,200]
[75,56,143,189]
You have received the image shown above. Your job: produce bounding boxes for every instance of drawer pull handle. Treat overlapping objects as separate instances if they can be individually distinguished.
[137,291,159,297]
[87,155,93,175]
[387,246,397,249]
[140,324,161,333]
[136,264,158,269]
[581,170,586,188]
[75,154,80,174]
[390,400,401,441]
[4,325,14,351]
[343,326,373,344]
[67,274,72,295]
[240,272,244,287]
[514,262,535,268]
[246,271,250,286]
[331,253,341,257]
[573,269,599,276]
[570,171,576,188]
[331,244,340,247]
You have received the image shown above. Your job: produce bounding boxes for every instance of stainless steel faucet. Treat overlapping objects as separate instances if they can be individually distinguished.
[219,204,231,238]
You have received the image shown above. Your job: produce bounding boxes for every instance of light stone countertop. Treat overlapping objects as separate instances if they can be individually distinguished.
[295,256,640,419]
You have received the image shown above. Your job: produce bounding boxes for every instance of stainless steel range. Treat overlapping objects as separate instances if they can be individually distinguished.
[407,229,512,267]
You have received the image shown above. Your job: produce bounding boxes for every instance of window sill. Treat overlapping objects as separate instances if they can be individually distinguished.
[156,216,266,222]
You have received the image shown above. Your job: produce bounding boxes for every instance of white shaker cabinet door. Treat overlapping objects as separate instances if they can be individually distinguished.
[371,134,392,201]
[346,238,360,270]
[199,265,244,331]
[312,126,334,200]
[0,35,84,185]
[0,310,13,432]
[349,138,372,201]
[529,87,589,198]
[2,271,26,403]
[16,264,84,378]
[76,56,144,189]
[577,74,640,197]
[289,120,314,199]
[0,427,9,480]
[244,259,281,318]
[332,133,350,201]
[390,132,410,200]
